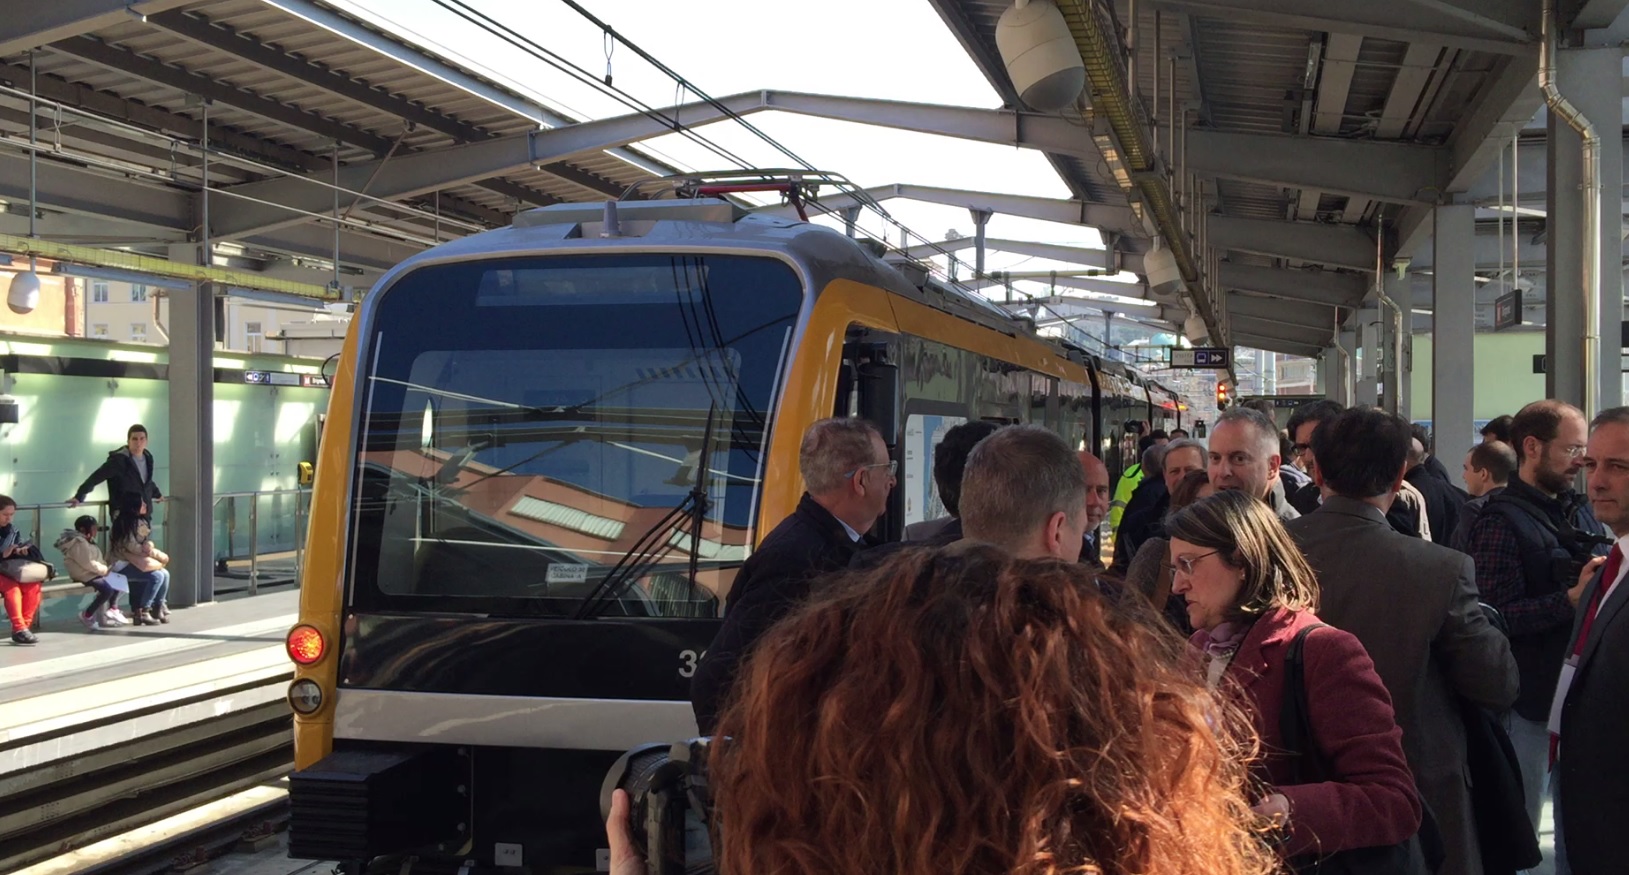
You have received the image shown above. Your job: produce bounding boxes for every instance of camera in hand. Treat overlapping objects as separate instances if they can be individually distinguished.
[600,738,715,875]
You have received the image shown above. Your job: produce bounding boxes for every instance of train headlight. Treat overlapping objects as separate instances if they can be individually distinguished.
[287,624,325,665]
[288,679,325,715]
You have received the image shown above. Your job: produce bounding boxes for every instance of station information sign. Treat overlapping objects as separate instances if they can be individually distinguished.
[1170,347,1231,368]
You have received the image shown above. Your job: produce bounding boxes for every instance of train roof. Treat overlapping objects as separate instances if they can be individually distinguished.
[374,195,1190,411]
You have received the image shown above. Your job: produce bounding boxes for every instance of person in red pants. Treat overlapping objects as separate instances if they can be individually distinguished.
[0,497,43,644]
[1,573,41,644]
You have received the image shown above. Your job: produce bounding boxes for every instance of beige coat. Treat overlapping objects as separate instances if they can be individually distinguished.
[54,530,109,583]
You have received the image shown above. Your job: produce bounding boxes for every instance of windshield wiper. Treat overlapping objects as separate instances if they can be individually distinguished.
[574,403,717,620]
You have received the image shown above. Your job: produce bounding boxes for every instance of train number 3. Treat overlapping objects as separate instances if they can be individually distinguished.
[679,649,707,678]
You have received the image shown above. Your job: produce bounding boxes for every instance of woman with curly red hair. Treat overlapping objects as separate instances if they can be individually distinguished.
[612,542,1277,875]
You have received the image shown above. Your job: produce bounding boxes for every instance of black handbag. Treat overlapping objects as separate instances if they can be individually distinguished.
[1280,624,1438,875]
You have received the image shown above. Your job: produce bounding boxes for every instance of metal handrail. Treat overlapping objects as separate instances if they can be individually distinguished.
[15,488,309,598]
[213,489,311,596]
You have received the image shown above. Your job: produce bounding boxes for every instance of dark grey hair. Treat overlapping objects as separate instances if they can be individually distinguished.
[800,418,884,494]
[1160,438,1206,470]
[960,425,1086,549]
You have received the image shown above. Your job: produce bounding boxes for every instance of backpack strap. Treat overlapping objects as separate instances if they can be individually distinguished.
[1278,623,1330,786]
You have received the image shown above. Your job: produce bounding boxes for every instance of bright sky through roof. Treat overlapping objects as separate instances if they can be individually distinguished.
[331,0,1155,316]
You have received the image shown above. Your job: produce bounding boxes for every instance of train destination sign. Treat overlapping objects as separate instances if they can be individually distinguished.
[1170,347,1231,369]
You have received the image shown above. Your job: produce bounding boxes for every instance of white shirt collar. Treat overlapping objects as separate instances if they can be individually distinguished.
[837,518,863,543]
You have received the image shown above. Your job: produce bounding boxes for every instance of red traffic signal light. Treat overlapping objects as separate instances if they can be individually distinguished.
[1216,382,1230,409]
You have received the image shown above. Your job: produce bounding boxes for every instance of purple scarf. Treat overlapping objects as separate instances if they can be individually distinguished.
[1191,621,1250,657]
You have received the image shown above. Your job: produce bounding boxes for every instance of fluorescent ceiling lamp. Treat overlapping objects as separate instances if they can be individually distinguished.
[1482,204,1547,218]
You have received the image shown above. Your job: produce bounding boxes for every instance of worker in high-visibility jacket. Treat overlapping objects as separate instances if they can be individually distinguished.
[1109,433,1167,530]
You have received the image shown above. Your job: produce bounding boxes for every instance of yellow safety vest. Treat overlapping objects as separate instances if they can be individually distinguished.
[1109,463,1144,531]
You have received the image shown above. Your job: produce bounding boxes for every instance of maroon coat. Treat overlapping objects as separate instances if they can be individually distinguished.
[1212,607,1422,858]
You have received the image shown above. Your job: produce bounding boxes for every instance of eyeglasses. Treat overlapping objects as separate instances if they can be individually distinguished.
[1291,443,1311,456]
[845,460,897,479]
[1557,444,1587,459]
[1170,549,1219,579]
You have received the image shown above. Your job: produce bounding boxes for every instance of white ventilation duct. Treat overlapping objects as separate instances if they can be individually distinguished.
[996,0,1086,112]
[7,268,39,315]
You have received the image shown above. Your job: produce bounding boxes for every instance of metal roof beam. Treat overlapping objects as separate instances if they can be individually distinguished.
[1147,0,1535,55]
[244,224,423,272]
[142,10,610,204]
[0,148,424,270]
[1313,34,1363,135]
[970,274,1153,299]
[0,150,189,228]
[1395,52,1542,258]
[1187,129,1447,204]
[1568,0,1629,29]
[1018,294,1178,324]
[208,92,765,239]
[146,9,489,143]
[900,237,1138,273]
[1226,294,1344,328]
[0,0,192,56]
[1219,261,1369,306]
[1232,331,1326,358]
[256,0,545,126]
[52,35,402,155]
[762,183,1141,237]
[1209,216,1376,271]
[0,63,324,173]
[1229,315,1333,346]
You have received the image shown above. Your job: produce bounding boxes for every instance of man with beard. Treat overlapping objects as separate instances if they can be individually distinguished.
[1467,399,1611,836]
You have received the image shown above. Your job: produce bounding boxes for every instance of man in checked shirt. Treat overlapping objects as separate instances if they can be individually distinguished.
[1466,399,1611,837]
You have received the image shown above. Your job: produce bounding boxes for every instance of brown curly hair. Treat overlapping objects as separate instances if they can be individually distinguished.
[710,543,1275,875]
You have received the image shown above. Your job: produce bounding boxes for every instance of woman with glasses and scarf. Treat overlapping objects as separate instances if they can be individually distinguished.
[1166,489,1425,869]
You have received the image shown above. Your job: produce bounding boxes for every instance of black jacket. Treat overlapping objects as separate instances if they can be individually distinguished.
[1449,486,1504,554]
[690,494,865,734]
[1289,479,1425,540]
[1110,478,1168,572]
[73,447,162,513]
[1405,466,1467,548]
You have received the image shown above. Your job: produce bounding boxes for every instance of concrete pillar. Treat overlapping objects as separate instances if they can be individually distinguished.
[1547,46,1626,416]
[168,280,215,607]
[1434,204,1476,489]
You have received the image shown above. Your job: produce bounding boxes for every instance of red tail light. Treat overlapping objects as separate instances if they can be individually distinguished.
[287,625,325,665]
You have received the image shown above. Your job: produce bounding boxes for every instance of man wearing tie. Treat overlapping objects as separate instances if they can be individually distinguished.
[1552,406,1629,874]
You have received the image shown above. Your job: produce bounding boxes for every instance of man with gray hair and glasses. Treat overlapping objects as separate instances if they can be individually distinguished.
[691,417,895,733]
[958,425,1088,562]
[1207,406,1299,521]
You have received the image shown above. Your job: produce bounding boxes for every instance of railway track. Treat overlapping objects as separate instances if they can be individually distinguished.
[0,672,294,873]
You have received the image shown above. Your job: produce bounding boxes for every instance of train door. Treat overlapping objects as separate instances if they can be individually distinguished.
[838,329,903,540]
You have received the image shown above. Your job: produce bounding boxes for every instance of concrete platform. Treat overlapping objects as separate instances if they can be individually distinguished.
[0,589,298,759]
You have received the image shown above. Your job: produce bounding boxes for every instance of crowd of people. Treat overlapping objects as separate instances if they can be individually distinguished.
[609,397,1626,875]
[2,423,170,644]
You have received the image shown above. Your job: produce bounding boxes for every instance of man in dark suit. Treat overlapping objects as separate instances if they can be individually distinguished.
[1553,406,1629,875]
[959,425,1089,562]
[1287,407,1518,875]
[903,420,999,543]
[690,417,894,733]
[1406,436,1466,547]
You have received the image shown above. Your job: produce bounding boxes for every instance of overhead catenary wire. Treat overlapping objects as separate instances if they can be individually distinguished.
[426,0,987,286]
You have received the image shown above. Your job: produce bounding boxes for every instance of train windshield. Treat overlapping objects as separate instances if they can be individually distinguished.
[346,253,803,618]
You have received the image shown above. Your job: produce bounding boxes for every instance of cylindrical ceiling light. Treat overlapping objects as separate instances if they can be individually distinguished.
[996,0,1086,112]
